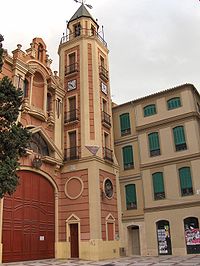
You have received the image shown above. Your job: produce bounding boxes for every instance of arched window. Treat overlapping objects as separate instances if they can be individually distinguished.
[38,43,44,62]
[184,217,200,254]
[29,132,49,156]
[156,220,172,255]
[143,104,157,117]
[167,97,181,110]
[32,72,44,110]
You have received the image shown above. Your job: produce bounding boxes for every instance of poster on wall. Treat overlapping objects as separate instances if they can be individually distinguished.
[157,229,168,254]
[157,225,171,254]
[185,228,200,246]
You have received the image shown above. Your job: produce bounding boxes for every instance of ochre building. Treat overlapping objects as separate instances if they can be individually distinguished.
[0,3,200,263]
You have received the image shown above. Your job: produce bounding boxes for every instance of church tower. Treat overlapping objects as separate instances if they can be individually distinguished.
[58,3,121,260]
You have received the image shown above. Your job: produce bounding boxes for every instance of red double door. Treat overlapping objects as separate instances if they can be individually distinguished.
[2,171,55,263]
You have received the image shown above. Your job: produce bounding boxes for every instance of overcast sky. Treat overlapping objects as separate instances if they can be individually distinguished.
[1,0,200,104]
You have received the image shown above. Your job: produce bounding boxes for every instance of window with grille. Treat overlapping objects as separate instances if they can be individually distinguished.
[120,113,131,136]
[148,132,160,156]
[125,184,137,210]
[152,172,165,200]
[173,126,187,151]
[179,167,193,196]
[122,145,134,170]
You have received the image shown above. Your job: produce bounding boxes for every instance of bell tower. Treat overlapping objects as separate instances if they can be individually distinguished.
[58,3,121,260]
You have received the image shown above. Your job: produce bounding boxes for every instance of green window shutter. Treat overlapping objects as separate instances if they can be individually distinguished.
[152,172,164,193]
[148,132,160,151]
[173,126,186,145]
[179,167,192,189]
[120,113,130,134]
[123,146,133,166]
[144,104,156,117]
[125,184,137,209]
[167,97,181,110]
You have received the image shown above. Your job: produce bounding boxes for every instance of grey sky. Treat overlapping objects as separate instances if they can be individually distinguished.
[1,0,200,104]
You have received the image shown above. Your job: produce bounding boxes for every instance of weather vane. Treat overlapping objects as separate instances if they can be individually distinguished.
[74,0,93,9]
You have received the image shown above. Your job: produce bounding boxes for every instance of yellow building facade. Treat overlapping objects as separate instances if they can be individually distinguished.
[113,84,200,256]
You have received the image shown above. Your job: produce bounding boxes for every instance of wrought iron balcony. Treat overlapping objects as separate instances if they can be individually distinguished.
[102,111,111,127]
[99,65,109,81]
[60,28,107,47]
[64,146,80,161]
[150,149,161,157]
[64,109,79,124]
[154,192,165,200]
[65,63,78,76]
[175,143,187,151]
[103,147,113,162]
[124,162,134,170]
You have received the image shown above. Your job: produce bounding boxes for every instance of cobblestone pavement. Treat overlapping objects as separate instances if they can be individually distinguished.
[1,255,200,266]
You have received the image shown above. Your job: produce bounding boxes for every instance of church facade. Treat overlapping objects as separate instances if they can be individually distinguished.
[0,3,200,263]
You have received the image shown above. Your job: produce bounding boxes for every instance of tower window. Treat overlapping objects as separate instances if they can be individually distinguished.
[74,23,81,37]
[66,52,77,74]
[91,25,96,35]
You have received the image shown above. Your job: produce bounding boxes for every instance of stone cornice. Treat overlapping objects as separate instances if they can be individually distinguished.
[136,111,200,132]
[144,199,200,213]
[114,134,138,146]
[140,152,200,170]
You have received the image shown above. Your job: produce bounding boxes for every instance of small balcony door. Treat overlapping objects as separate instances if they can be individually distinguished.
[69,96,76,121]
[69,131,76,159]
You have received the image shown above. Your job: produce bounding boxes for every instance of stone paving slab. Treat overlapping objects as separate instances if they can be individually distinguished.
[1,255,200,266]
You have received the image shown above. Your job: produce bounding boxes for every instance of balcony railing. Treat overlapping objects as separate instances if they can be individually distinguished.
[65,63,79,76]
[103,147,113,162]
[102,111,111,127]
[64,146,80,161]
[60,28,107,47]
[64,109,79,123]
[99,65,109,81]
[175,143,187,151]
[150,149,161,157]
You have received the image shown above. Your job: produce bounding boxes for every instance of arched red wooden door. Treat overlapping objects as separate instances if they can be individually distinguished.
[2,171,55,263]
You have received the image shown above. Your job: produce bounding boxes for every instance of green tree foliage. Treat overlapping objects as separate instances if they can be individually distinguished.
[0,36,31,198]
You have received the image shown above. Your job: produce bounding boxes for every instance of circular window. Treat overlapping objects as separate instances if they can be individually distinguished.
[104,179,114,199]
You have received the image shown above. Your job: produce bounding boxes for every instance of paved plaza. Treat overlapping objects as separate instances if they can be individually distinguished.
[1,255,200,266]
